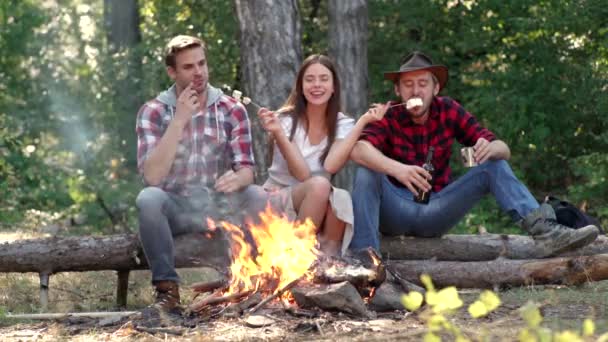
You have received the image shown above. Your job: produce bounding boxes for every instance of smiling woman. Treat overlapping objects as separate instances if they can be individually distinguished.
[255,54,389,256]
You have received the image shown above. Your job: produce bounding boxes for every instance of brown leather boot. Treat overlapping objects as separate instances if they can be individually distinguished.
[153,280,181,311]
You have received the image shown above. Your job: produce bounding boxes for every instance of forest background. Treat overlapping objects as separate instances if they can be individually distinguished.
[1,0,607,236]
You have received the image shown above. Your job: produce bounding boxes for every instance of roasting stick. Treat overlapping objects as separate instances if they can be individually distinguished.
[387,97,423,110]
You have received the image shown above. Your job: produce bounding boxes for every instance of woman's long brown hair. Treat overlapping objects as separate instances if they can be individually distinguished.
[273,54,343,165]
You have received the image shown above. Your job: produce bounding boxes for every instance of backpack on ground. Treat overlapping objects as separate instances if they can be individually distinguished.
[544,196,605,234]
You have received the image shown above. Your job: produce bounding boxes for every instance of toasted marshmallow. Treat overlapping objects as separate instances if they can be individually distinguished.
[242,97,251,105]
[232,90,242,101]
[406,97,423,109]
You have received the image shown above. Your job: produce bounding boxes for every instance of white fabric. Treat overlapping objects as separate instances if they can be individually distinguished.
[265,112,355,188]
[265,185,354,256]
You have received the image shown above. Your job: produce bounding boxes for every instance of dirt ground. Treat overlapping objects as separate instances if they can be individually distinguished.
[1,267,607,341]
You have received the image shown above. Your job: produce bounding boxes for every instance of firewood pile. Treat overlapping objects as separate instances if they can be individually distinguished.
[186,248,411,320]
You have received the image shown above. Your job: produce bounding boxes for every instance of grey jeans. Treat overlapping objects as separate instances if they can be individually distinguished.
[136,185,267,284]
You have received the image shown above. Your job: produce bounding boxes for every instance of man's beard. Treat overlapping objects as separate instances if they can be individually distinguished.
[408,105,430,118]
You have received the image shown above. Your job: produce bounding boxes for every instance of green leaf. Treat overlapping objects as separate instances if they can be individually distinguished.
[423,332,441,342]
[468,300,488,318]
[520,302,543,328]
[420,274,435,292]
[554,330,583,342]
[401,291,424,311]
[518,328,537,342]
[479,290,501,311]
[582,318,595,337]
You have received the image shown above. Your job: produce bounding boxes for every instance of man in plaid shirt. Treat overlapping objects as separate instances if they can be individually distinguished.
[135,35,261,312]
[349,51,599,257]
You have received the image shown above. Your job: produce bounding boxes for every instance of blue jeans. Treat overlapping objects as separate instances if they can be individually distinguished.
[136,185,267,283]
[350,160,539,251]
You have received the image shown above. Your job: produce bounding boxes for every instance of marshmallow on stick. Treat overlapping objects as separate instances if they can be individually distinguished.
[406,97,423,109]
[231,90,242,102]
[230,89,263,112]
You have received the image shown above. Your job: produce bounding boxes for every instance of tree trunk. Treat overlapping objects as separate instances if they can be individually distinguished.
[234,0,302,183]
[103,0,142,169]
[104,0,141,49]
[388,253,608,289]
[381,234,608,261]
[328,0,368,190]
[0,232,230,274]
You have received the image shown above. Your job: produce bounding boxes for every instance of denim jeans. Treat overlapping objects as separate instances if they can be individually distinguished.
[350,160,539,251]
[136,185,267,283]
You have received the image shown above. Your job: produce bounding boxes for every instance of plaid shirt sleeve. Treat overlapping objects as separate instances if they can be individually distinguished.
[449,98,496,146]
[226,102,255,171]
[359,114,392,153]
[135,101,165,175]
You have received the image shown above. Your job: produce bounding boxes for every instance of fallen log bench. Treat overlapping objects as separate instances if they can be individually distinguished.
[2,233,608,310]
[381,234,608,289]
[0,232,231,310]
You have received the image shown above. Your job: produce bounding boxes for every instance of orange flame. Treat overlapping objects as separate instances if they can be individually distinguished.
[212,205,320,297]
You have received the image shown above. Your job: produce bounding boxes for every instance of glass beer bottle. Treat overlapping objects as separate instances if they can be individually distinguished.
[414,147,435,204]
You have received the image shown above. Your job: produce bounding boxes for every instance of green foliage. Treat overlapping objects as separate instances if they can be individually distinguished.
[369,0,608,229]
[0,0,606,232]
[0,0,241,232]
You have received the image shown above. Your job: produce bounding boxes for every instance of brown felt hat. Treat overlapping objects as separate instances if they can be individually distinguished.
[384,51,448,90]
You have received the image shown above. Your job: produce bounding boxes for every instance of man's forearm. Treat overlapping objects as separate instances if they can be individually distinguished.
[351,140,401,177]
[234,167,255,190]
[492,140,511,160]
[142,121,184,185]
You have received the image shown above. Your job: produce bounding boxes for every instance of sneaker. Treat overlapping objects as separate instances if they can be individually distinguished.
[153,280,181,312]
[523,204,599,257]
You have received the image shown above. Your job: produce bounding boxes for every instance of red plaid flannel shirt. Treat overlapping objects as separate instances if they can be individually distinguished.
[136,92,254,196]
[360,96,496,192]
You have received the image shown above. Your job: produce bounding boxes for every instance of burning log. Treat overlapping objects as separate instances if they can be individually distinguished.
[387,253,608,289]
[381,234,608,261]
[313,248,386,290]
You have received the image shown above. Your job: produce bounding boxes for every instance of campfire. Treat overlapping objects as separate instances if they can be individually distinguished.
[187,206,390,318]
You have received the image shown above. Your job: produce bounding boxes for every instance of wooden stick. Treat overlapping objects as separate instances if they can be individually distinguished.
[247,277,303,314]
[190,278,228,293]
[6,311,137,320]
[190,290,251,312]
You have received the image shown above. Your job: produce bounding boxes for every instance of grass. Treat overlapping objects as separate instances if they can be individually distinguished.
[2,268,608,340]
[0,268,222,316]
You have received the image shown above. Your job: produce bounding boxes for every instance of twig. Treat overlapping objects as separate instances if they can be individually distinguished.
[315,319,325,336]
[134,326,184,336]
[190,278,229,293]
[6,311,137,320]
[247,276,303,315]
[190,290,251,313]
[96,192,119,227]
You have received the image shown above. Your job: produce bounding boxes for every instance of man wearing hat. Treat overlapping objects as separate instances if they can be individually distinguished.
[349,51,599,257]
